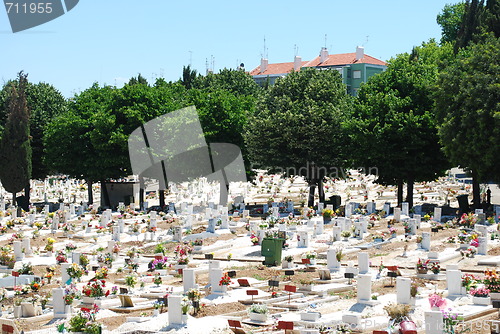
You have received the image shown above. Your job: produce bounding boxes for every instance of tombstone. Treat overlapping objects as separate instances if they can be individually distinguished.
[356,274,372,302]
[168,202,176,214]
[315,220,324,235]
[168,295,183,325]
[150,218,157,229]
[150,211,157,220]
[0,198,5,212]
[185,215,194,230]
[408,219,417,235]
[59,202,65,211]
[52,214,59,231]
[263,204,269,215]
[332,226,341,242]
[413,205,422,216]
[209,260,220,270]
[183,268,197,292]
[297,231,309,248]
[220,215,229,229]
[345,203,352,218]
[477,213,486,225]
[358,252,370,274]
[107,240,116,255]
[208,202,215,209]
[13,241,23,261]
[366,202,376,214]
[71,252,81,265]
[112,226,121,242]
[28,214,35,226]
[353,222,362,239]
[478,237,487,255]
[317,202,324,215]
[44,204,50,216]
[173,227,183,242]
[180,203,187,214]
[100,214,109,228]
[77,205,84,216]
[425,311,444,334]
[258,230,266,245]
[69,204,75,217]
[187,205,194,215]
[207,219,216,233]
[61,263,71,285]
[278,224,287,232]
[85,223,92,234]
[396,277,412,305]
[52,288,67,318]
[393,208,401,222]
[210,268,224,292]
[401,202,409,216]
[143,201,149,211]
[249,221,258,235]
[383,203,391,217]
[421,232,431,251]
[287,201,294,213]
[327,249,340,271]
[447,269,465,296]
[359,217,368,234]
[414,214,422,229]
[475,208,484,215]
[22,238,32,257]
[476,224,488,237]
[272,207,279,218]
[434,207,442,223]
[496,206,500,223]
[118,219,125,233]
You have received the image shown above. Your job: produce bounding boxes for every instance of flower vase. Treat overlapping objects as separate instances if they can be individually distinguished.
[181,314,188,324]
[153,309,160,316]
[472,296,491,305]
[249,312,267,322]
[219,285,228,293]
[65,305,73,314]
[13,305,22,318]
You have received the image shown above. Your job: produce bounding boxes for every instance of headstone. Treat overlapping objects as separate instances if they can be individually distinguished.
[77,205,84,216]
[28,214,35,226]
[332,226,341,242]
[287,201,294,213]
[496,205,500,223]
[107,240,116,254]
[447,269,465,296]
[61,263,71,285]
[183,268,197,292]
[44,205,50,216]
[414,214,421,229]
[220,215,229,229]
[150,211,157,219]
[210,268,224,293]
[359,217,368,234]
[69,204,75,217]
[421,232,431,251]
[317,202,324,215]
[401,202,409,216]
[167,295,183,325]
[52,214,59,231]
[263,204,269,215]
[366,202,376,214]
[22,238,32,256]
[408,219,417,235]
[118,219,124,233]
[478,237,487,255]
[356,274,372,302]
[475,208,484,215]
[425,311,444,334]
[476,224,488,237]
[315,220,324,235]
[13,241,23,261]
[345,203,352,218]
[393,208,401,222]
[0,198,4,212]
[150,218,157,228]
[168,202,175,213]
[272,206,279,218]
[413,205,422,215]
[358,252,369,274]
[477,213,486,225]
[383,203,390,217]
[112,226,120,242]
[143,201,149,210]
[71,252,81,265]
[434,207,442,223]
[52,288,66,318]
[258,230,266,245]
[396,277,412,305]
[327,249,340,271]
[297,231,309,248]
[207,219,216,233]
[173,227,183,242]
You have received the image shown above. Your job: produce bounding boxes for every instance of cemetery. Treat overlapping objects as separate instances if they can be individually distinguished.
[0,171,498,334]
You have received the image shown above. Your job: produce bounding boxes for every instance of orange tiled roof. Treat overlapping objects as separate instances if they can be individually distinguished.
[251,53,386,76]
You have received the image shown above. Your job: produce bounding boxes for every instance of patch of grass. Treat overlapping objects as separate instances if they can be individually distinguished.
[252,274,266,281]
[373,253,389,257]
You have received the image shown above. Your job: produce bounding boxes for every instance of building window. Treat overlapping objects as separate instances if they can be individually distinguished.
[353,70,361,79]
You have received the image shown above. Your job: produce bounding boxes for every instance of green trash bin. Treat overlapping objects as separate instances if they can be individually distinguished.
[261,238,285,266]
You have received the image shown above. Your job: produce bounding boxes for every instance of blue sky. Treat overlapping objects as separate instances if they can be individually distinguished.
[1,0,456,97]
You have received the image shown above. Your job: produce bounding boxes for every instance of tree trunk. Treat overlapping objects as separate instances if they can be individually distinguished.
[86,179,93,206]
[406,177,414,209]
[23,184,30,212]
[139,176,145,210]
[318,179,325,203]
[397,181,404,206]
[100,180,111,209]
[471,172,481,209]
[308,182,316,208]
[159,190,165,209]
[12,192,16,208]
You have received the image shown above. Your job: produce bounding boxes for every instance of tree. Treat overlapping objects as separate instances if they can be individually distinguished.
[194,68,260,97]
[245,68,352,207]
[0,81,66,181]
[349,41,453,208]
[437,2,466,44]
[0,72,32,209]
[455,0,500,51]
[435,35,500,208]
[180,65,198,89]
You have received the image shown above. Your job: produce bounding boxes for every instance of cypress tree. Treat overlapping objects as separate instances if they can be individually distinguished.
[0,71,32,209]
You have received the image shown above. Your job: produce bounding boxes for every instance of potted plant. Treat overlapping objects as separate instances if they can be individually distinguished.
[383,303,412,327]
[247,303,269,322]
[484,269,500,299]
[153,274,162,287]
[219,272,232,292]
[299,278,314,291]
[125,274,138,291]
[81,279,109,305]
[322,209,334,224]
[470,287,491,305]
[429,262,441,275]
[181,301,190,324]
[67,263,85,282]
[303,251,317,265]
[153,300,163,316]
[341,230,351,241]
[67,305,102,334]
[416,258,429,274]
[282,255,293,269]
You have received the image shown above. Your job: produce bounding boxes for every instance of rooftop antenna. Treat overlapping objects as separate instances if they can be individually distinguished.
[363,35,370,47]
[294,44,299,57]
[261,36,268,59]
[324,34,327,48]
[211,55,215,73]
[205,58,209,75]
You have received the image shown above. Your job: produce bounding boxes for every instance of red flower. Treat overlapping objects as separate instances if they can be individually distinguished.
[81,307,91,313]
[105,290,110,297]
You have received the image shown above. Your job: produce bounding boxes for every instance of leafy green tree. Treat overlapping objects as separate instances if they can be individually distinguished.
[245,68,353,207]
[437,2,466,44]
[180,65,198,90]
[194,68,260,97]
[350,41,453,208]
[455,0,500,50]
[0,72,32,209]
[435,35,500,208]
